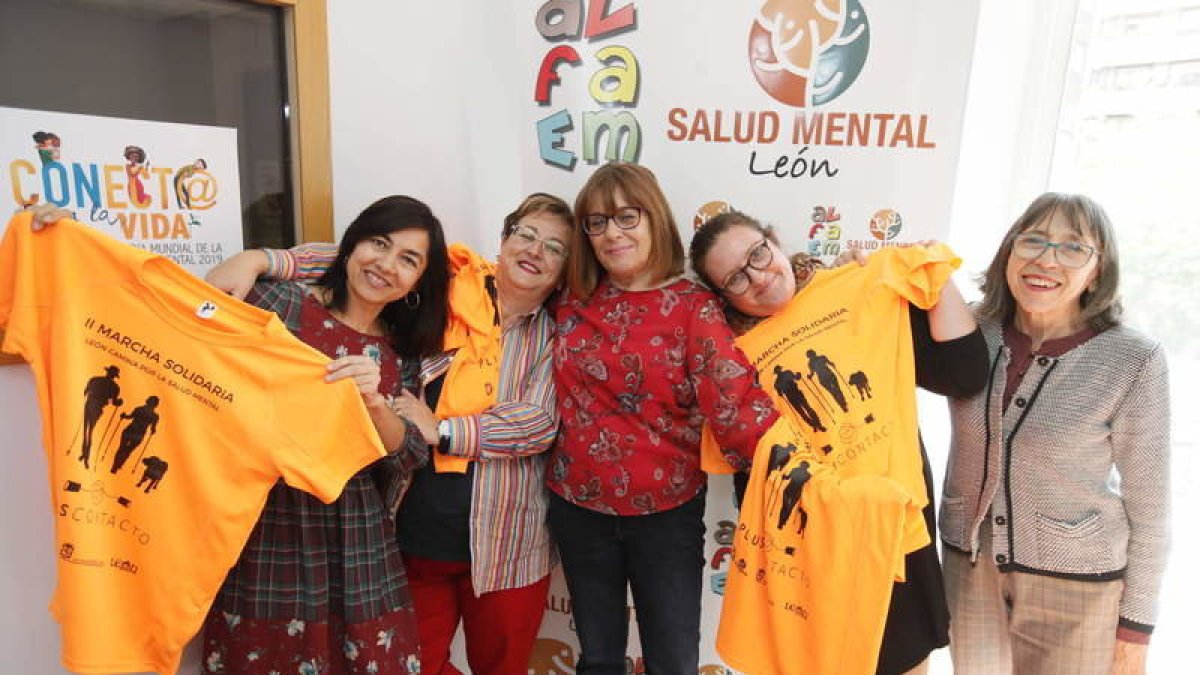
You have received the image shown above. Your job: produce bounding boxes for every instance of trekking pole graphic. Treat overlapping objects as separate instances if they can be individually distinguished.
[66,417,83,456]
[97,406,122,455]
[802,375,835,418]
[97,416,126,469]
[831,363,854,408]
[131,431,156,475]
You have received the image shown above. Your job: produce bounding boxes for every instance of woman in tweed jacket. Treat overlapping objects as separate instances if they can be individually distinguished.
[940,193,1170,675]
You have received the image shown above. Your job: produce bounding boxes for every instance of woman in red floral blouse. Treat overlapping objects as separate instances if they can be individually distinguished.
[546,163,779,674]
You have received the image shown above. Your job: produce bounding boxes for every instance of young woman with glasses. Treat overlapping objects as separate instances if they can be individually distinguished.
[547,163,779,674]
[689,210,987,675]
[939,193,1170,675]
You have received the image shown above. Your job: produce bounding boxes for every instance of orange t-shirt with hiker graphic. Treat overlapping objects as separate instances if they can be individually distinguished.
[0,214,386,674]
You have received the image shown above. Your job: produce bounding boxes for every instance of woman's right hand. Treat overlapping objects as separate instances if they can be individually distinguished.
[203,250,270,300]
[19,204,73,231]
[831,248,868,268]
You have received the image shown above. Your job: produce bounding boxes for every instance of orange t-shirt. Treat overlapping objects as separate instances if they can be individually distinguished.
[0,214,387,674]
[432,243,500,472]
[704,244,959,553]
[717,418,913,675]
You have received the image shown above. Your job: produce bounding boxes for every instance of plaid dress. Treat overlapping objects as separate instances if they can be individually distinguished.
[201,282,426,674]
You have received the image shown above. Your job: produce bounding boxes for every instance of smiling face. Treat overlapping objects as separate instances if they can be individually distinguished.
[345,228,429,312]
[700,223,796,317]
[1005,207,1100,334]
[497,211,571,302]
[587,189,655,289]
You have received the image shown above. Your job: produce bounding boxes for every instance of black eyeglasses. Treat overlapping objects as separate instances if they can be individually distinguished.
[722,239,773,295]
[582,206,643,236]
[1012,233,1096,269]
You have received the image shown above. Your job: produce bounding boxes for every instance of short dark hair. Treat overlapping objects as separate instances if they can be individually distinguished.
[567,163,684,298]
[317,195,450,358]
[501,192,573,240]
[978,192,1122,331]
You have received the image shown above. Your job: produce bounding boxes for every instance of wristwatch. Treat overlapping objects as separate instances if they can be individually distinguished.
[436,419,452,454]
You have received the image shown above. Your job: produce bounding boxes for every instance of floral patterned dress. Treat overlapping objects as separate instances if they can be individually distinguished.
[201,283,424,674]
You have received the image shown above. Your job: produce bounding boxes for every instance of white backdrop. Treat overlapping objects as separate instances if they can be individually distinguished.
[514,1,980,671]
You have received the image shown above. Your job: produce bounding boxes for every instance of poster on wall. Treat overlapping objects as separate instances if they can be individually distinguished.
[0,106,243,276]
[516,1,981,672]
[523,0,980,257]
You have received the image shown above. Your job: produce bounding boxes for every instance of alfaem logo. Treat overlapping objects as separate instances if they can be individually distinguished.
[748,0,870,108]
[868,208,902,240]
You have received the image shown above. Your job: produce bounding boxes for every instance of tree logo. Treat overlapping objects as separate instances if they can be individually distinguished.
[748,0,871,108]
[868,208,903,240]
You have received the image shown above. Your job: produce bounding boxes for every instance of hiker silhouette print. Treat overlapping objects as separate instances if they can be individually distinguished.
[759,443,812,537]
[69,367,170,493]
[111,396,160,473]
[776,461,812,537]
[805,349,848,412]
[772,365,826,432]
[78,365,122,469]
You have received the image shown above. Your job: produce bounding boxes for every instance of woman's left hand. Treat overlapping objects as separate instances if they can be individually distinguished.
[390,390,440,445]
[325,355,383,405]
[1109,640,1148,675]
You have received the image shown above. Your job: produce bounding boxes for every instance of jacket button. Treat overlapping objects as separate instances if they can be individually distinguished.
[995,515,1006,525]
[1014,397,1027,408]
[1037,356,1050,366]
[995,554,1007,564]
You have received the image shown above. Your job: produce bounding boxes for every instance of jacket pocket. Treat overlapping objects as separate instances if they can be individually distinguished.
[1034,511,1114,569]
[938,496,969,550]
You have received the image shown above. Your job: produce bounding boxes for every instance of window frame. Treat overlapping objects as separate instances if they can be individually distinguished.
[250,0,334,243]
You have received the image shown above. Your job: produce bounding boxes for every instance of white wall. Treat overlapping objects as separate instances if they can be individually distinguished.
[324,0,526,256]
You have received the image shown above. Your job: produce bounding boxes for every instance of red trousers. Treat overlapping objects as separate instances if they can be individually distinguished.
[403,554,551,675]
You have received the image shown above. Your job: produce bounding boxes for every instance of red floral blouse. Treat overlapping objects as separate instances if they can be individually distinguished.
[548,277,779,515]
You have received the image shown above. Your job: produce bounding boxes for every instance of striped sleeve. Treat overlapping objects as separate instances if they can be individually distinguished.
[263,242,339,281]
[442,313,558,461]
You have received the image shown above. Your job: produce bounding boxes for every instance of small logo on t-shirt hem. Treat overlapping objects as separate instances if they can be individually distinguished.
[196,301,218,319]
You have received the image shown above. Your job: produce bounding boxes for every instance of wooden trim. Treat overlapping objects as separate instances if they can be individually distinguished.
[246,0,333,243]
[290,0,333,243]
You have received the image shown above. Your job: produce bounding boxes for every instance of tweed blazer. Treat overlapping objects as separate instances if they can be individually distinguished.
[940,315,1170,632]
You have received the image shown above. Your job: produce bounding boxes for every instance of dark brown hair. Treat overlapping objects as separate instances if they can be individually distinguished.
[318,195,450,358]
[690,210,823,333]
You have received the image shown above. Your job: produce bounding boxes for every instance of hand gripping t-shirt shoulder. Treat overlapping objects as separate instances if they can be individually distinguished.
[0,215,387,674]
